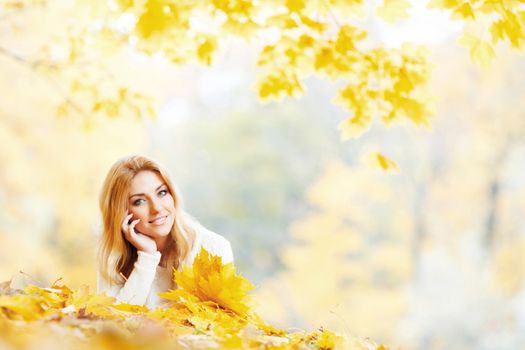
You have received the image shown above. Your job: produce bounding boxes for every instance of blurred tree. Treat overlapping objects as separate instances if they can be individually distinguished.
[255,159,413,346]
[0,0,155,128]
[177,103,345,281]
[388,47,525,349]
[253,46,525,349]
[0,32,149,286]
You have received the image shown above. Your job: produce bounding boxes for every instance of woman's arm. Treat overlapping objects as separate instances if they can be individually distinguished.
[96,250,161,305]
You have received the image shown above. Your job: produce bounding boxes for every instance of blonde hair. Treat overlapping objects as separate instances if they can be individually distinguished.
[97,155,198,286]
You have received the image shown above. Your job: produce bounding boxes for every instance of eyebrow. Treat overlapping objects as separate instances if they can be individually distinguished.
[129,184,166,199]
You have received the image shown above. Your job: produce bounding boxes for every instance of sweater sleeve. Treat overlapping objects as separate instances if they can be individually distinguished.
[96,250,161,305]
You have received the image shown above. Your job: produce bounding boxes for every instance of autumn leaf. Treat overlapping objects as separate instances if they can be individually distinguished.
[0,266,376,349]
[376,0,412,23]
[0,279,12,295]
[452,2,475,20]
[316,328,344,349]
[0,294,44,321]
[364,152,400,174]
[286,0,306,13]
[458,34,496,68]
[161,247,255,317]
[256,70,305,102]
[196,35,218,65]
[337,111,372,140]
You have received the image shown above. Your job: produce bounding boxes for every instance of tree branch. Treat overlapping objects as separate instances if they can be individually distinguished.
[0,45,88,117]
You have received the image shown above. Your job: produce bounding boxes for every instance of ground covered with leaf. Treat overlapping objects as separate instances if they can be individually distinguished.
[0,249,387,349]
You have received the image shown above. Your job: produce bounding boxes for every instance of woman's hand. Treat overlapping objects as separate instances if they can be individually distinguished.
[122,212,157,254]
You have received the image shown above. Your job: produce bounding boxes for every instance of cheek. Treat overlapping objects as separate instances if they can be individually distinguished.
[163,195,176,210]
[130,207,147,221]
[132,211,149,232]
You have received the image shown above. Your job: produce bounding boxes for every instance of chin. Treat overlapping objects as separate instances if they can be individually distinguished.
[152,223,174,236]
[147,226,171,237]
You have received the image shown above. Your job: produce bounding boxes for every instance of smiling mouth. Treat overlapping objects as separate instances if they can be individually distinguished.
[149,215,168,225]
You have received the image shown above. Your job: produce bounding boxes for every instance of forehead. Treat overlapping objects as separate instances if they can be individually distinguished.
[129,170,165,193]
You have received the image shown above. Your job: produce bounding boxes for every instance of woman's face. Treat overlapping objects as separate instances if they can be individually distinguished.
[127,170,176,238]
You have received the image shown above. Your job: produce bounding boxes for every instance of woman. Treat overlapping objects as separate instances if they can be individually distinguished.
[96,155,233,309]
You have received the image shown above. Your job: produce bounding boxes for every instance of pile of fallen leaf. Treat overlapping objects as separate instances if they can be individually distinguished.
[0,248,387,349]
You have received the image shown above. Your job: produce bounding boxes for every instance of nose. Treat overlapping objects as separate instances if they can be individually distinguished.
[150,198,162,214]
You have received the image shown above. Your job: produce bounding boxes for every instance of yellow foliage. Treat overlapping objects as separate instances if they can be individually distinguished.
[108,1,434,145]
[161,247,255,317]
[458,34,496,69]
[376,0,412,23]
[0,248,388,349]
[256,159,411,343]
[428,0,525,67]
[134,0,189,39]
[0,295,44,321]
[256,70,305,101]
[286,0,306,13]
[196,35,218,65]
[364,152,400,174]
[317,328,344,349]
[452,2,475,20]
[337,110,372,140]
[3,0,525,149]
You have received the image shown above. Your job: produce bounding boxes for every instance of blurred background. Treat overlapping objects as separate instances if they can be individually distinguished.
[1,1,525,349]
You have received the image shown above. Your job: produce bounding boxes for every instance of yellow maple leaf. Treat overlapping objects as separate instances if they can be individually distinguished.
[314,328,344,349]
[376,0,412,23]
[315,46,336,72]
[0,295,44,321]
[492,11,525,49]
[70,285,117,318]
[337,110,372,140]
[451,2,475,20]
[383,90,432,126]
[110,303,149,314]
[135,0,173,39]
[196,35,218,65]
[458,34,496,68]
[334,83,374,140]
[426,0,460,10]
[335,25,367,54]
[491,19,507,43]
[161,248,255,317]
[23,285,66,309]
[300,15,327,32]
[298,34,315,50]
[256,70,304,101]
[363,151,400,174]
[286,0,305,13]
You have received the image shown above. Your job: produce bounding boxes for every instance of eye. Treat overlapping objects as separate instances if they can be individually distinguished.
[158,189,168,197]
[133,198,145,206]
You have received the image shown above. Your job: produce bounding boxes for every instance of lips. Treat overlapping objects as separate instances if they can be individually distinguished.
[149,215,168,225]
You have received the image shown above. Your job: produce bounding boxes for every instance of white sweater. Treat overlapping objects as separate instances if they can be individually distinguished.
[96,225,234,309]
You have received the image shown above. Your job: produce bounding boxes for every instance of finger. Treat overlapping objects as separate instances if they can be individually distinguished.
[123,219,139,241]
[129,219,141,236]
[122,214,133,231]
